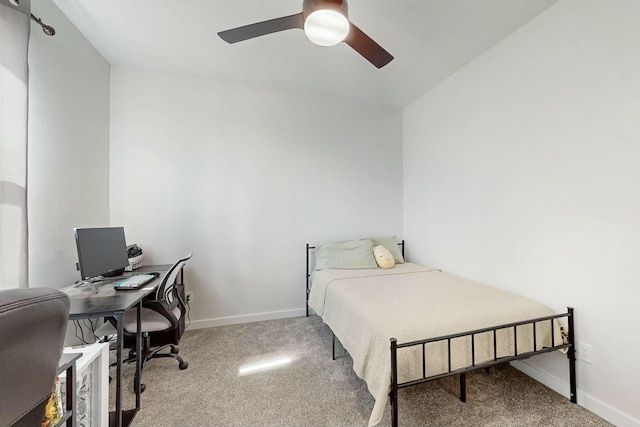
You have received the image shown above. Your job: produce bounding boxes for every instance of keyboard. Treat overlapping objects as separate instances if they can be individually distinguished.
[113,273,159,290]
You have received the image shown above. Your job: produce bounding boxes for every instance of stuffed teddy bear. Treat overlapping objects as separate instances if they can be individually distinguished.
[373,245,395,269]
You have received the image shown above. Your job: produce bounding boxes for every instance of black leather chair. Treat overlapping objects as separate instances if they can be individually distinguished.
[0,288,70,427]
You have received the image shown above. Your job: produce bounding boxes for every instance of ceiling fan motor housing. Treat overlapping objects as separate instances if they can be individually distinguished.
[302,0,348,20]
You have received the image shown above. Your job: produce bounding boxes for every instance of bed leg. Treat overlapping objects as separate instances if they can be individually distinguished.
[332,333,336,361]
[306,243,310,317]
[390,388,398,427]
[567,307,577,404]
[390,338,399,427]
[459,372,467,402]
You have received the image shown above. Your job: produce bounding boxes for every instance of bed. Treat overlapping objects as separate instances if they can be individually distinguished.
[305,239,577,427]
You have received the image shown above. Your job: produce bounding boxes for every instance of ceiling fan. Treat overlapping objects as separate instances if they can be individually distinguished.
[217,0,394,69]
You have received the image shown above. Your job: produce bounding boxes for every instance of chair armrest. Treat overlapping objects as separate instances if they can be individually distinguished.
[0,288,70,427]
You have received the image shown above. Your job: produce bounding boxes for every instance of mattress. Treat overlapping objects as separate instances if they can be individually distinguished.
[308,263,562,426]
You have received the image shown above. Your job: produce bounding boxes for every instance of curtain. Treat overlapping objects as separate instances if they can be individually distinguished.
[0,0,30,289]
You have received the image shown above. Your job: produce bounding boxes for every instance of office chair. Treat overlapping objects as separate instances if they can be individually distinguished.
[96,253,192,392]
[0,288,70,427]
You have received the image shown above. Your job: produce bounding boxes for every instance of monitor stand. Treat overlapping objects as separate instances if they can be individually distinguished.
[76,280,99,294]
[76,279,101,294]
[74,267,127,294]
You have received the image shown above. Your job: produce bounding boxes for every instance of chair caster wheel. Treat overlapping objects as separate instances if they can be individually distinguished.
[135,383,146,393]
[179,361,188,370]
[170,346,179,354]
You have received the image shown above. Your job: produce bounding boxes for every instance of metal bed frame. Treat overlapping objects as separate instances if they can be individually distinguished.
[305,241,577,427]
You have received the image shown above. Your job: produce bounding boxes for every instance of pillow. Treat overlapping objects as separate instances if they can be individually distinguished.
[371,235,404,264]
[314,238,378,270]
[373,245,395,269]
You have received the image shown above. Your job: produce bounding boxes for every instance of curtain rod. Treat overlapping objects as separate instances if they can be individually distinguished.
[31,13,55,36]
[8,0,55,36]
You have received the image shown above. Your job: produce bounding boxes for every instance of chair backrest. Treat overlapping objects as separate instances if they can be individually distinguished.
[137,254,193,345]
[0,288,70,427]
[154,253,193,302]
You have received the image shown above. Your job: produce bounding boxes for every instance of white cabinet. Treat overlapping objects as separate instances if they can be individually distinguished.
[60,342,109,427]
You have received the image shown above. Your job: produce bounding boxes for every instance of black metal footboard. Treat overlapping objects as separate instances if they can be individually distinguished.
[389,308,577,427]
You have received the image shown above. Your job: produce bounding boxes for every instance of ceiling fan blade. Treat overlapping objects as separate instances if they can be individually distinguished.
[344,22,394,69]
[218,13,304,44]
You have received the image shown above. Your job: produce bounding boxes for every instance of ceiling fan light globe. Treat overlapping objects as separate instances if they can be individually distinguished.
[304,9,349,46]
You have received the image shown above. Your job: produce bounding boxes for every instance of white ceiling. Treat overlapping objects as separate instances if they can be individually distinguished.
[52,0,557,108]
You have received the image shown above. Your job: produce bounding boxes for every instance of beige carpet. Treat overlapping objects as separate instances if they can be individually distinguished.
[109,316,612,427]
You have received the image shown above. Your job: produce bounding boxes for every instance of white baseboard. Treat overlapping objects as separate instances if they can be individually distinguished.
[511,360,639,427]
[187,307,307,330]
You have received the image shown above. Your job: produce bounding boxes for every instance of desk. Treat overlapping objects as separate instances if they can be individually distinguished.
[61,264,172,427]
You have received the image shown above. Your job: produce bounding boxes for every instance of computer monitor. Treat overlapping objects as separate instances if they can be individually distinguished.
[74,227,130,281]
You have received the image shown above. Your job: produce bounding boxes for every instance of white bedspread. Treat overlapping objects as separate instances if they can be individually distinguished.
[308,263,561,426]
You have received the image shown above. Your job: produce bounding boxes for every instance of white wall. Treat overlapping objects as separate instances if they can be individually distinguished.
[28,0,110,288]
[403,0,640,425]
[109,66,403,327]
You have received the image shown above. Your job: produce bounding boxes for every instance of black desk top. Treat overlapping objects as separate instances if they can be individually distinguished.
[61,264,172,319]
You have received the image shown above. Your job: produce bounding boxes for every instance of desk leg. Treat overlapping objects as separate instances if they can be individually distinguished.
[65,360,77,427]
[115,312,123,427]
[135,300,142,408]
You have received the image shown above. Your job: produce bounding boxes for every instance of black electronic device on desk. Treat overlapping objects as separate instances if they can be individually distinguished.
[113,272,160,290]
[74,226,131,293]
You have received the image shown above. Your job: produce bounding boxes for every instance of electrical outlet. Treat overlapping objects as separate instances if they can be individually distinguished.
[186,292,193,303]
[578,342,593,364]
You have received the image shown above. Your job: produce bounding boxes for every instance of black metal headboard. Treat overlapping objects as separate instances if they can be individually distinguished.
[305,240,405,317]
